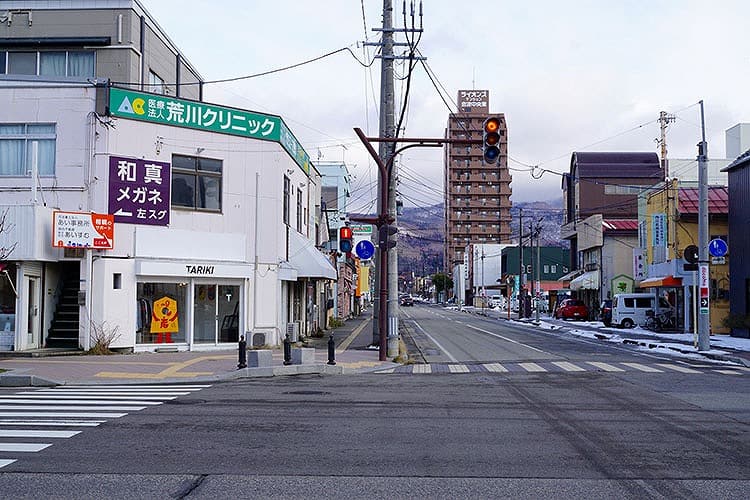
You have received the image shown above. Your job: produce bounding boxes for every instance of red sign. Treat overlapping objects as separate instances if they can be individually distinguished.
[52,211,114,249]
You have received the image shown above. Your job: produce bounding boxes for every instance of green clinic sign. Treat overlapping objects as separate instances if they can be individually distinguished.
[109,87,310,174]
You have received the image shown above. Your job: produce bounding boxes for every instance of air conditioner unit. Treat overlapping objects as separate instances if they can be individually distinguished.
[286,321,299,342]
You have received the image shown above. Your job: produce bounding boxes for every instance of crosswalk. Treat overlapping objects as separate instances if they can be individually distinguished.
[0,384,210,470]
[377,361,750,376]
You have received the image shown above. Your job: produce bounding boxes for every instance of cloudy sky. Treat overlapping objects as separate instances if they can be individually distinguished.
[140,0,750,212]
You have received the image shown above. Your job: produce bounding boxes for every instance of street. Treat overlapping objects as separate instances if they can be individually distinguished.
[0,303,748,499]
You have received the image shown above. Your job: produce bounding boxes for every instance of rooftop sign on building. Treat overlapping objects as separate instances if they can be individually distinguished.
[108,87,311,175]
[457,90,489,113]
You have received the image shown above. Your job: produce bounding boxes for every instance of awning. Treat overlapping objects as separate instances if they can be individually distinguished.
[558,269,584,282]
[638,275,682,288]
[570,270,599,290]
[287,231,337,280]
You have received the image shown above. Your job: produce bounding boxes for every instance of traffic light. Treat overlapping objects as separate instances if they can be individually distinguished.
[378,224,397,251]
[339,226,353,253]
[482,117,501,164]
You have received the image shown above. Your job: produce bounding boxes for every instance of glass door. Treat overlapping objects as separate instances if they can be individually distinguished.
[193,284,217,344]
[25,276,40,349]
[218,285,240,343]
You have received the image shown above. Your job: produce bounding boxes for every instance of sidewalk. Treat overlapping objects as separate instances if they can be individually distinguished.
[0,309,396,387]
[454,305,750,368]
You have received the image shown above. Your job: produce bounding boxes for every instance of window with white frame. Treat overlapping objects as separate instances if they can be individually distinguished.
[0,50,94,77]
[0,123,56,176]
[148,70,166,94]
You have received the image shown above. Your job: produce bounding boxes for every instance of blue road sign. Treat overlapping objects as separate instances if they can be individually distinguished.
[355,240,375,260]
[708,238,728,257]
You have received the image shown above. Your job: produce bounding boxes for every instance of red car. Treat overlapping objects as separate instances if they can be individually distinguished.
[554,299,589,320]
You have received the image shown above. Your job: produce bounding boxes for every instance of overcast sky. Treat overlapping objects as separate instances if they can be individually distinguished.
[140,0,750,212]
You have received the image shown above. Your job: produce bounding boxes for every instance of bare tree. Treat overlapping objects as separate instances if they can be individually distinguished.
[0,208,17,261]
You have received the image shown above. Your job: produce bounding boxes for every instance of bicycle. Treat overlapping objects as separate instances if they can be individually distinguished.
[644,309,675,332]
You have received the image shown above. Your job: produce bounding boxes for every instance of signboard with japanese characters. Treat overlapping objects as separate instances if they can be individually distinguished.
[457,90,489,113]
[108,156,170,226]
[651,213,667,248]
[109,88,310,174]
[699,264,710,315]
[52,211,114,249]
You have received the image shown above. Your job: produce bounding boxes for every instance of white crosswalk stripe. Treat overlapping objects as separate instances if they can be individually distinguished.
[482,363,508,373]
[519,362,547,373]
[657,363,701,374]
[622,362,664,373]
[713,369,743,375]
[552,361,586,372]
[0,383,210,470]
[586,362,625,372]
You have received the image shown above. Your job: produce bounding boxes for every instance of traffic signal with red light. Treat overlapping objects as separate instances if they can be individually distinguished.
[483,117,501,164]
[339,226,353,253]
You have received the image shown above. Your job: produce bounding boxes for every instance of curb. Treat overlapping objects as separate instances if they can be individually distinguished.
[0,374,60,387]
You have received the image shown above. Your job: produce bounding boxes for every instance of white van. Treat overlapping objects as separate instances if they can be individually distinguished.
[611,293,673,328]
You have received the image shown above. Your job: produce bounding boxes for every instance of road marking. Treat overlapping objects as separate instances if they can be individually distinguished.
[0,399,162,406]
[448,364,470,373]
[552,361,586,372]
[0,458,16,468]
[3,395,176,401]
[0,430,80,438]
[377,368,395,374]
[0,405,147,411]
[586,362,626,372]
[713,369,743,375]
[336,318,370,353]
[483,363,508,373]
[25,391,190,397]
[464,324,550,354]
[519,362,547,372]
[657,363,701,374]
[0,412,127,418]
[413,364,432,374]
[0,443,52,452]
[0,420,104,427]
[622,362,663,373]
[60,385,211,389]
[410,321,458,362]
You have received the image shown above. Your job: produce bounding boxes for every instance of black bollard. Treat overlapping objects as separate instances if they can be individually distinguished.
[283,334,292,365]
[327,334,336,365]
[237,335,247,369]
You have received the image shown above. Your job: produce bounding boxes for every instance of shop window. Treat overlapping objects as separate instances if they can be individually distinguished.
[0,123,56,176]
[171,154,222,211]
[0,263,17,350]
[136,282,187,344]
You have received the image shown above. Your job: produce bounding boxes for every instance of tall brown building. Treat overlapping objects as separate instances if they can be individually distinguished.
[444,90,512,270]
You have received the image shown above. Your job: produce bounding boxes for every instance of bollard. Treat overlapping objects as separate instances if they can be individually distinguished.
[237,335,247,369]
[327,334,336,365]
[283,334,292,365]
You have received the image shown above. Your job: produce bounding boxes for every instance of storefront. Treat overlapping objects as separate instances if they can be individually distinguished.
[134,261,250,351]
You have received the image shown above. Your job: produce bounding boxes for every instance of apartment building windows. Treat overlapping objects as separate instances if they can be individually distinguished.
[171,154,222,211]
[1,50,94,78]
[0,123,56,176]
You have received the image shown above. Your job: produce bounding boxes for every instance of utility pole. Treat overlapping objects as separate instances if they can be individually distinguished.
[697,100,710,351]
[535,218,542,323]
[657,111,676,177]
[518,208,523,318]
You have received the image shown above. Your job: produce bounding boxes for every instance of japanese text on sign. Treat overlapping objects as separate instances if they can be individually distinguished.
[52,211,114,249]
[108,156,170,226]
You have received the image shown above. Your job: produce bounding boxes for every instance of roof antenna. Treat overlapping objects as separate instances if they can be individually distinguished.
[472,67,476,89]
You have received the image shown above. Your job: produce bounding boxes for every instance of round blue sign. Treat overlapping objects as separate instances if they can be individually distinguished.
[708,238,728,257]
[355,240,375,260]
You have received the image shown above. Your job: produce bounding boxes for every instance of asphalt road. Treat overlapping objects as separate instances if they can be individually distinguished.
[0,303,748,499]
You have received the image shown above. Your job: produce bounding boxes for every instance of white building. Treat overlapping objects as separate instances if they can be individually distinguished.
[0,83,335,352]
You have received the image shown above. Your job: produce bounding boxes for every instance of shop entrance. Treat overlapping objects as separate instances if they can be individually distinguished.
[193,284,240,344]
[25,275,40,349]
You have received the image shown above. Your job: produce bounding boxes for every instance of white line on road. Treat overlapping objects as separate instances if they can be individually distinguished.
[448,364,470,373]
[0,412,127,418]
[0,459,17,468]
[0,420,104,427]
[713,369,743,375]
[0,405,146,411]
[657,363,701,374]
[552,361,586,372]
[410,321,459,362]
[23,391,190,397]
[5,395,177,401]
[519,362,547,372]
[0,430,80,438]
[482,363,508,373]
[464,324,550,354]
[622,362,663,373]
[0,443,52,452]
[58,385,211,390]
[587,362,625,372]
[0,399,162,406]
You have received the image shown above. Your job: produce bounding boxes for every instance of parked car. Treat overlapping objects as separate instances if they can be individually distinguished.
[611,293,673,328]
[600,299,612,326]
[400,295,414,306]
[553,299,589,320]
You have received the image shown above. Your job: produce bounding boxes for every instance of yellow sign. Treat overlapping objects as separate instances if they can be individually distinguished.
[151,296,179,343]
